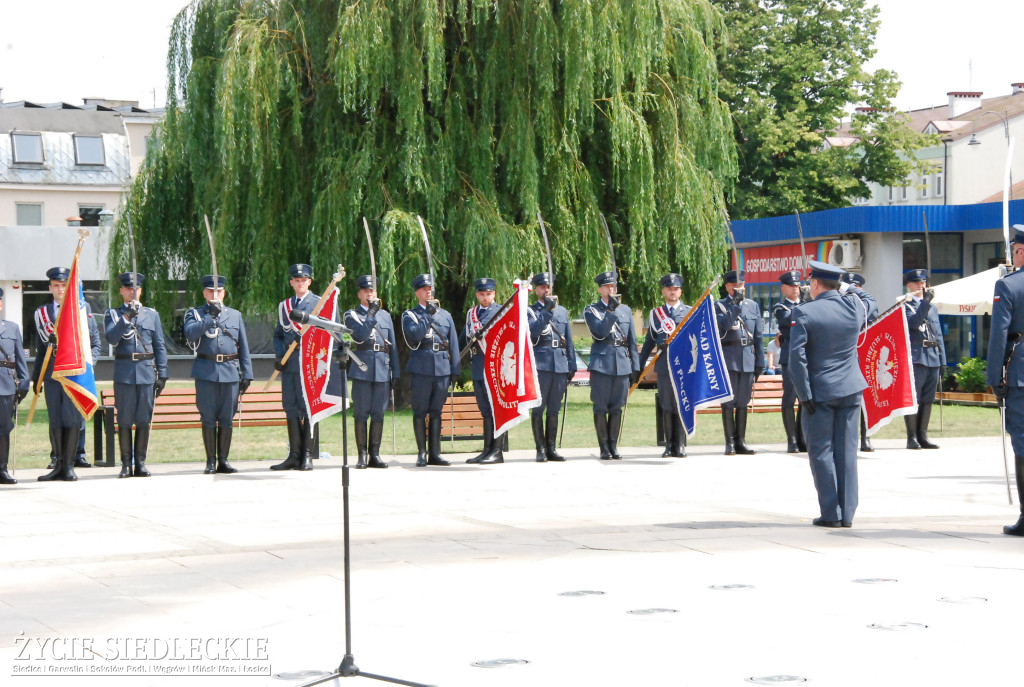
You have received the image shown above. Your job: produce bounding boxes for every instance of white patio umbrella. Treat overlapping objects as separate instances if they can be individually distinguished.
[929,266,1006,316]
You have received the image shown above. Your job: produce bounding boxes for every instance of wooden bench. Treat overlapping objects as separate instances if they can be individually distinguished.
[696,375,787,414]
[93,387,288,466]
[435,390,507,451]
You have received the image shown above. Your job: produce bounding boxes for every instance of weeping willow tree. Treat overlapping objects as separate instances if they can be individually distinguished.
[113,0,737,318]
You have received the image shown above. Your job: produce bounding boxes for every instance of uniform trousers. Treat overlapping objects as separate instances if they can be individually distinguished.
[281,371,307,418]
[533,370,568,416]
[0,395,13,435]
[113,382,155,427]
[780,367,797,408]
[802,392,861,523]
[44,379,83,427]
[590,371,629,414]
[351,379,390,423]
[408,372,450,419]
[721,371,754,409]
[914,364,940,405]
[655,374,676,411]
[195,379,239,427]
[1004,387,1024,456]
[473,385,493,420]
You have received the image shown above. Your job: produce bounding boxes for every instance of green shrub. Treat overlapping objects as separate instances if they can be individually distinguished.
[953,357,987,393]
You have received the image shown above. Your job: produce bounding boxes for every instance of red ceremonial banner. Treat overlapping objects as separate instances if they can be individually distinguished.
[51,253,99,420]
[483,281,541,437]
[300,288,344,427]
[857,306,917,435]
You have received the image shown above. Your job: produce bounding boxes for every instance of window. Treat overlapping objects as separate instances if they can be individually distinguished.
[901,179,910,201]
[934,173,944,198]
[11,132,43,163]
[78,205,103,227]
[16,203,42,226]
[887,186,894,202]
[920,176,929,199]
[73,135,105,165]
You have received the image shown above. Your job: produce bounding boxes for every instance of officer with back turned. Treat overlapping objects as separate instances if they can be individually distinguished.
[584,271,639,460]
[104,272,169,478]
[401,274,460,467]
[715,270,763,455]
[527,272,576,462]
[638,273,690,457]
[0,287,30,485]
[184,275,253,474]
[986,225,1024,536]
[461,277,504,465]
[345,275,400,469]
[903,268,946,450]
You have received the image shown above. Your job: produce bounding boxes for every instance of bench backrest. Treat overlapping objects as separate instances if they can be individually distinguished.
[100,387,288,430]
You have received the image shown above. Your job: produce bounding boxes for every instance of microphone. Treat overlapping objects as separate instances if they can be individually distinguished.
[290,309,351,335]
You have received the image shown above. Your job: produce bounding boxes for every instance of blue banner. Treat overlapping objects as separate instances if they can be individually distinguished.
[667,293,733,436]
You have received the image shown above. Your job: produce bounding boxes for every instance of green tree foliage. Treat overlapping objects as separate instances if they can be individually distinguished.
[710,0,934,219]
[113,0,737,317]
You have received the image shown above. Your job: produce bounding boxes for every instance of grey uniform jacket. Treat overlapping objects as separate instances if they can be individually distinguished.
[402,304,461,377]
[32,302,101,383]
[345,305,401,383]
[788,289,870,403]
[716,297,764,372]
[461,302,502,381]
[528,301,577,374]
[584,300,639,376]
[104,305,169,384]
[638,303,690,375]
[987,269,1024,389]
[0,320,30,395]
[184,304,254,382]
[773,299,801,367]
[904,297,946,368]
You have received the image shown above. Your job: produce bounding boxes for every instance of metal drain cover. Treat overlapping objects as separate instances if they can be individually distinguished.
[709,584,755,590]
[472,659,529,668]
[273,670,333,680]
[938,596,987,604]
[627,608,678,615]
[558,590,606,597]
[746,677,807,685]
[868,622,928,631]
[853,578,898,584]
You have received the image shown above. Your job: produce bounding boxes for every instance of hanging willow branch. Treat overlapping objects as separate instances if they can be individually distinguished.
[115,0,737,318]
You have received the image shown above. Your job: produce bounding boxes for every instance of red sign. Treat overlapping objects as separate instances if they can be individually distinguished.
[483,281,541,437]
[300,288,344,427]
[858,307,917,435]
[739,242,819,284]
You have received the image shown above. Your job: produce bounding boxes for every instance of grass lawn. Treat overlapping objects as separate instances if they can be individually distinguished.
[10,382,1003,469]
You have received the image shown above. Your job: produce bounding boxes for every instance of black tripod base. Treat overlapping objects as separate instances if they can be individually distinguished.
[299,655,434,687]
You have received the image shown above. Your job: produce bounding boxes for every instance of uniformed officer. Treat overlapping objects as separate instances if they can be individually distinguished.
[104,273,169,478]
[460,277,504,465]
[773,270,807,454]
[986,225,1024,536]
[715,270,764,455]
[401,274,460,467]
[527,272,576,462]
[1,288,30,485]
[584,271,640,460]
[788,260,872,528]
[184,275,253,474]
[638,273,690,457]
[345,275,400,469]
[903,268,946,449]
[34,266,101,481]
[841,272,879,453]
[270,264,319,471]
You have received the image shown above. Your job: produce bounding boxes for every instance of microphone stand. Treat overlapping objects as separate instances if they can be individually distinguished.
[299,332,430,687]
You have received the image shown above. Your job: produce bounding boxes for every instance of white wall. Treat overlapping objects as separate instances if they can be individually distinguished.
[947,123,1024,205]
[0,187,123,227]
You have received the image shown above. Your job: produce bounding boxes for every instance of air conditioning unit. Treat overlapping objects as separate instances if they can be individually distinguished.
[828,239,862,269]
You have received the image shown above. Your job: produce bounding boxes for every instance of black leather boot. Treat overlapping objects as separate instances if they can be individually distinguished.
[271,416,303,470]
[427,414,450,466]
[414,416,428,467]
[300,421,317,469]
[917,403,939,449]
[118,426,134,478]
[0,435,16,485]
[467,417,494,464]
[860,413,874,452]
[532,413,547,462]
[479,416,504,464]
[782,406,799,453]
[795,405,807,452]
[1004,456,1024,536]
[545,414,565,461]
[367,420,388,468]
[73,424,90,468]
[905,415,921,449]
[133,424,152,477]
[202,426,217,473]
[62,426,80,481]
[594,414,612,460]
[354,419,369,469]
[216,425,238,473]
[672,414,687,457]
[722,411,736,455]
[608,411,623,460]
[661,411,674,457]
[734,409,756,455]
